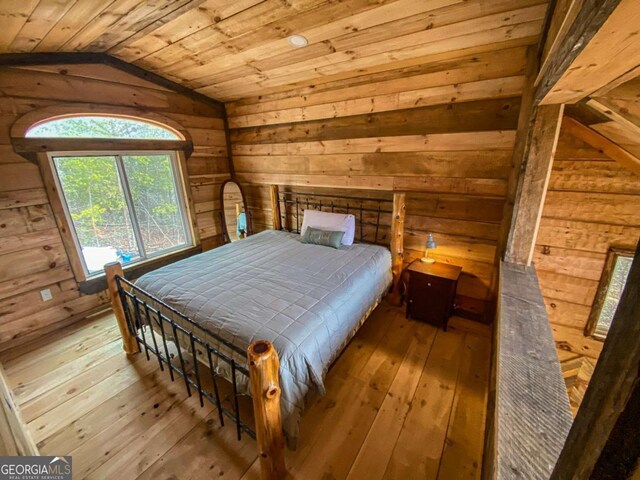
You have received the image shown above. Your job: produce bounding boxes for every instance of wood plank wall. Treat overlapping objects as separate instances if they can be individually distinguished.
[0,64,229,351]
[534,119,640,412]
[227,46,530,319]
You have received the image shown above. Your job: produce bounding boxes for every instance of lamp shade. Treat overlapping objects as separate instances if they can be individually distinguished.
[425,233,437,250]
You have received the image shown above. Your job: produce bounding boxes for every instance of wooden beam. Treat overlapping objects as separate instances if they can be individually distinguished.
[496,47,538,264]
[13,137,193,160]
[390,192,406,277]
[562,116,640,176]
[551,238,640,479]
[269,185,281,231]
[387,192,406,306]
[247,340,287,480]
[537,0,640,105]
[536,0,584,86]
[587,98,640,132]
[104,262,139,355]
[592,64,640,97]
[505,104,564,265]
[0,52,224,112]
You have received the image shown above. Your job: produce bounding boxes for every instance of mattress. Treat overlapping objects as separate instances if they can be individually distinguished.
[134,229,392,442]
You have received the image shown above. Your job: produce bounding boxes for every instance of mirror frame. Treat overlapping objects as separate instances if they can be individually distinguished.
[219,179,252,244]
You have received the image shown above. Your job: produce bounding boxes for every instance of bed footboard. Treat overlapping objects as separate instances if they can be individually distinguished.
[104,261,287,480]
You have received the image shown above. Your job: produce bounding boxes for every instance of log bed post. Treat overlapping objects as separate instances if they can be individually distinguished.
[104,261,139,355]
[270,185,282,231]
[387,192,406,306]
[248,340,286,480]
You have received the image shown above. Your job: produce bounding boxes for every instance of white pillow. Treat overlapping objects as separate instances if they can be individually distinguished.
[300,210,355,246]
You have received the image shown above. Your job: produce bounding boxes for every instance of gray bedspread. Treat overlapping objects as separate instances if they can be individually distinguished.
[135,230,392,441]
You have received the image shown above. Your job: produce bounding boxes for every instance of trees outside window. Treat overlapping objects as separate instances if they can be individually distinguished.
[34,115,192,276]
[27,115,180,140]
[587,249,634,340]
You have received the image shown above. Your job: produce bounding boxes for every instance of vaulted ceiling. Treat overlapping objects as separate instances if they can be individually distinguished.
[0,0,548,101]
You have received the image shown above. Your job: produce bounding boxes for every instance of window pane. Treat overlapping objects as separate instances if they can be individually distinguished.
[53,156,141,273]
[595,255,633,338]
[122,154,188,256]
[28,116,179,140]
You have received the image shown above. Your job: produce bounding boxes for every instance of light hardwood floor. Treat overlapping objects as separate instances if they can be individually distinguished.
[0,303,491,480]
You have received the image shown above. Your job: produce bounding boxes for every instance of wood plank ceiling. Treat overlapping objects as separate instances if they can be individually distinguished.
[0,0,549,102]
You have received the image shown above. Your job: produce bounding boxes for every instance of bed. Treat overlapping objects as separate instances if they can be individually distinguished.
[104,187,405,477]
[134,228,392,442]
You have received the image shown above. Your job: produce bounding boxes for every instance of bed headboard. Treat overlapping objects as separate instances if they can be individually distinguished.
[270,186,393,244]
[269,185,406,295]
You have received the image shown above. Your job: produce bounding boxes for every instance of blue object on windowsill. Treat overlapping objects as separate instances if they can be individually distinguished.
[237,212,247,237]
[116,249,133,263]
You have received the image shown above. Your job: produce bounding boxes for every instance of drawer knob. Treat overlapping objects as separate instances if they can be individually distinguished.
[427,282,431,287]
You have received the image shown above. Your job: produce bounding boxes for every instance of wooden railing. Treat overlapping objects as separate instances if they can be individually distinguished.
[484,261,573,479]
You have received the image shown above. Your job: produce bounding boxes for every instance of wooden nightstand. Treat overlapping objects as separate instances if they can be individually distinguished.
[405,260,462,331]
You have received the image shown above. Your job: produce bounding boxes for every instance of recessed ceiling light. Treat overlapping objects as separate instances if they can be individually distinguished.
[288,34,308,48]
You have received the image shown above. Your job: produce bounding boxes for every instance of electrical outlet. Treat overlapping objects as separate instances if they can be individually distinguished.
[40,289,53,302]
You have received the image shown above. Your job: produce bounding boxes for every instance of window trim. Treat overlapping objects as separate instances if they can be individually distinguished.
[11,107,195,165]
[585,247,634,340]
[39,148,198,283]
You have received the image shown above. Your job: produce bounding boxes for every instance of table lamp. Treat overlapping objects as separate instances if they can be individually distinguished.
[421,233,437,264]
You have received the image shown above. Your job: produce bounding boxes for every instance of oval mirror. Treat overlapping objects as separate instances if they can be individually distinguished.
[220,180,250,243]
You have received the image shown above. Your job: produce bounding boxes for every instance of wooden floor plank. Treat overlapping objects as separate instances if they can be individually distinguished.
[11,338,123,404]
[383,329,466,479]
[6,305,491,479]
[436,332,491,480]
[328,302,397,380]
[29,356,159,443]
[38,370,178,455]
[346,320,437,479]
[4,322,121,378]
[70,381,188,478]
[449,316,492,338]
[20,349,147,422]
[0,310,114,365]
[287,310,416,480]
[136,408,258,480]
[85,392,216,479]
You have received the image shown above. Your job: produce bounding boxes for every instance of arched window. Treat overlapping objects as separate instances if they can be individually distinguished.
[25,115,193,279]
[26,115,181,140]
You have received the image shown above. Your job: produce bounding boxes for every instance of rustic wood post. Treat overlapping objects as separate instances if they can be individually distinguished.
[248,340,286,480]
[270,185,282,231]
[104,261,139,355]
[387,192,406,306]
[504,103,564,265]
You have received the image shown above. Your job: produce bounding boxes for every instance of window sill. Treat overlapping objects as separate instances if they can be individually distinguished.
[78,245,202,295]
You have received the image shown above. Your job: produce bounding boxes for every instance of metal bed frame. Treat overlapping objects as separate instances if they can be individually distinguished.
[116,275,254,440]
[104,185,406,480]
[276,189,393,244]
